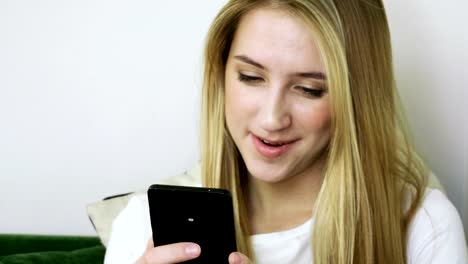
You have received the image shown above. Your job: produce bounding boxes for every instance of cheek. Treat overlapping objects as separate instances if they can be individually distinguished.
[225,77,258,124]
[225,78,240,126]
[297,101,331,134]
[225,77,246,138]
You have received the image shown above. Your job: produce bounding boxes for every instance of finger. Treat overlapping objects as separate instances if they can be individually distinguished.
[145,242,201,264]
[228,252,252,264]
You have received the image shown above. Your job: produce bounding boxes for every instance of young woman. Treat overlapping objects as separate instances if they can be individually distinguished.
[105,0,468,263]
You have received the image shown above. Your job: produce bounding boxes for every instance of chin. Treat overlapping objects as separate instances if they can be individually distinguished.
[244,159,289,183]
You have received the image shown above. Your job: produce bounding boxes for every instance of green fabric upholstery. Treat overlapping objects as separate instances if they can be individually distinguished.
[0,234,105,264]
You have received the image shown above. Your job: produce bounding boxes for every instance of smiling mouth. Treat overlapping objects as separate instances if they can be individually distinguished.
[252,134,296,158]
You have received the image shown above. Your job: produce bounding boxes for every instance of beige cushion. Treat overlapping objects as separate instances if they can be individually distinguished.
[86,164,201,247]
[427,171,445,193]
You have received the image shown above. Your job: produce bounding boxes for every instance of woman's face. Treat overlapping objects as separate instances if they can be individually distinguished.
[224,7,331,183]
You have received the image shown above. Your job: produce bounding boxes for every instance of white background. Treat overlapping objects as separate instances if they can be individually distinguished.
[0,0,466,239]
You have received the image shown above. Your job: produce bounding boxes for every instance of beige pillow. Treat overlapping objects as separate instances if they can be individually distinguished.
[427,171,445,193]
[86,164,201,247]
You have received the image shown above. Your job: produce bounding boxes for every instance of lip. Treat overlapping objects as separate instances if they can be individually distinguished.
[251,134,296,158]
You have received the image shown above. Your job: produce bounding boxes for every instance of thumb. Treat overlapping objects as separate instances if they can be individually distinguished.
[229,252,252,264]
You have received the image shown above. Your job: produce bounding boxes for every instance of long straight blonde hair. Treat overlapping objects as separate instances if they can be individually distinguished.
[200,0,428,263]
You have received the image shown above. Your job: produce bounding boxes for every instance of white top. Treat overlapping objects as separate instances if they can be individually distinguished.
[104,189,467,264]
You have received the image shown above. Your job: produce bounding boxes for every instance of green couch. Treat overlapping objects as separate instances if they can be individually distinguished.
[0,234,105,264]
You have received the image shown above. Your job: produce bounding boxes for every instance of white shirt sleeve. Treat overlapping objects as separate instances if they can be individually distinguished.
[104,194,152,264]
[407,189,468,264]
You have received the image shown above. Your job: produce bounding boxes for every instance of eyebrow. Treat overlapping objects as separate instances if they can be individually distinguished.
[234,55,265,69]
[233,55,327,80]
[296,72,327,80]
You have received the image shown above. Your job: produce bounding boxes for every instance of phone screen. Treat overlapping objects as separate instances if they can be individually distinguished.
[148,184,238,263]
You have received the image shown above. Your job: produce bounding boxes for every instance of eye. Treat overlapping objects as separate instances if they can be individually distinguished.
[296,86,325,98]
[238,73,264,83]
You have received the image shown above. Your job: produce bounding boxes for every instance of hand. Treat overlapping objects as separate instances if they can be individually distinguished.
[229,252,253,264]
[135,237,201,264]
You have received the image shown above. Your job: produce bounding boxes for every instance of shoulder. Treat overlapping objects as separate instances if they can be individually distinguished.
[104,193,151,264]
[412,189,461,231]
[114,193,150,226]
[88,164,202,245]
[103,165,202,264]
[407,189,467,263]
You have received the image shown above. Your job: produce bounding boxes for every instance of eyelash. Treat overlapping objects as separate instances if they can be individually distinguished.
[238,73,263,83]
[296,86,325,98]
[237,73,325,98]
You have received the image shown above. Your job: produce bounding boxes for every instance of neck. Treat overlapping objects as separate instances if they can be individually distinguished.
[247,159,325,234]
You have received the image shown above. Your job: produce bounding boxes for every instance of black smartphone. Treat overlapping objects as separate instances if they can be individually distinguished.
[147,184,238,263]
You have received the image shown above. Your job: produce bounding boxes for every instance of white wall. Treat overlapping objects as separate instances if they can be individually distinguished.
[0,0,227,235]
[0,0,466,238]
[384,0,468,238]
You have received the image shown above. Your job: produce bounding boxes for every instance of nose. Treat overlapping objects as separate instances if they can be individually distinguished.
[258,88,291,132]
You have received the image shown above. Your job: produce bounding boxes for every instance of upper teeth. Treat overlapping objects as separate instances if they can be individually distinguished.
[262,139,283,146]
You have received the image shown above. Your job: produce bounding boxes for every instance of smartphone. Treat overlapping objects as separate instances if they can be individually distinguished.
[147,184,238,263]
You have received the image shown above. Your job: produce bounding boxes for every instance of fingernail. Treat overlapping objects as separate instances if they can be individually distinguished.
[185,244,200,257]
[230,253,241,263]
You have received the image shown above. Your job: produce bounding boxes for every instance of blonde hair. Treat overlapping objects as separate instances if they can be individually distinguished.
[200,0,428,263]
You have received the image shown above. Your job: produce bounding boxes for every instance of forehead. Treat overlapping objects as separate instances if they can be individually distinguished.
[229,7,324,72]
